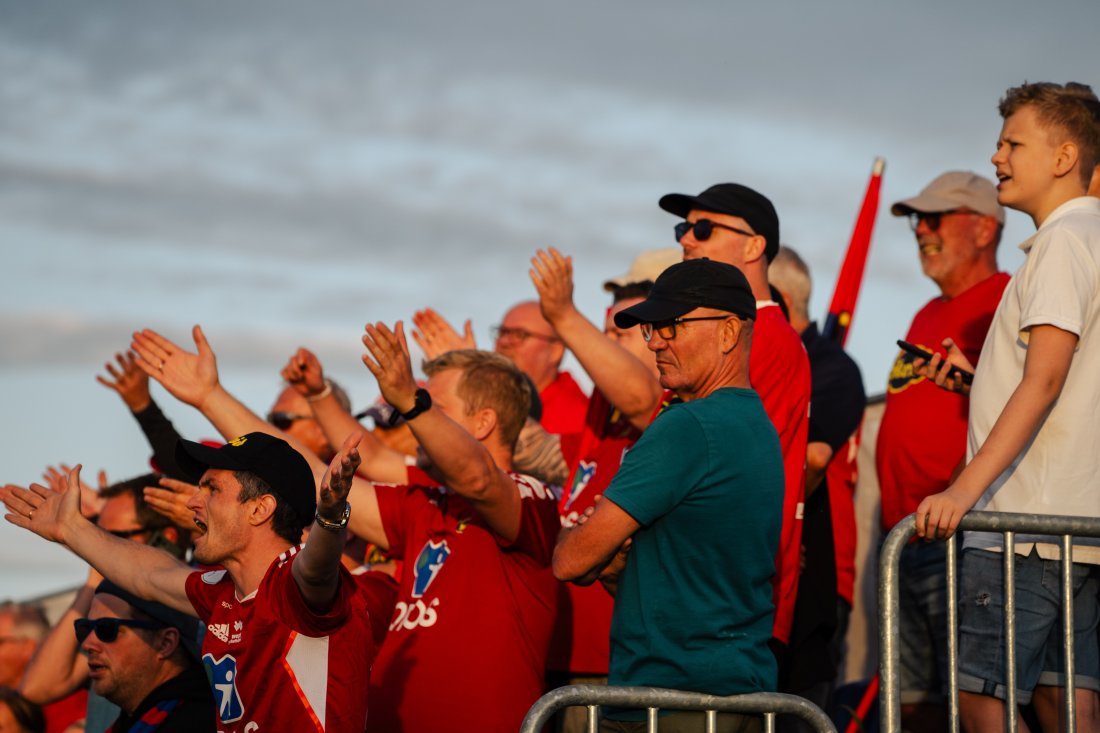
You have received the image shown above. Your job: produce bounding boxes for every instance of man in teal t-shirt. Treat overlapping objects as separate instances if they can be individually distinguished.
[554,258,784,732]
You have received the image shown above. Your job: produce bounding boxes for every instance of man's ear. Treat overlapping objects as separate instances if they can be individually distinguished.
[248,494,278,527]
[471,408,498,442]
[156,627,181,660]
[719,316,743,354]
[974,216,1001,249]
[743,235,768,265]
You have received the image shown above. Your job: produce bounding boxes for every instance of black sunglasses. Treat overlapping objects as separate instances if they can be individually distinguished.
[74,617,166,644]
[674,218,755,243]
[907,209,978,233]
[640,316,731,342]
[266,411,311,431]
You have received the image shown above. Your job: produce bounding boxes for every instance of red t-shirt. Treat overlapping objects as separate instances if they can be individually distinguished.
[876,273,1009,532]
[368,473,562,733]
[539,370,589,435]
[751,304,811,645]
[352,566,399,649]
[550,390,643,675]
[184,547,373,733]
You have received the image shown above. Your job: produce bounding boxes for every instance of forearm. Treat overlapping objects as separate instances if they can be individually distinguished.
[553,525,615,583]
[551,309,661,427]
[133,399,188,479]
[291,520,346,611]
[63,521,194,615]
[19,580,95,702]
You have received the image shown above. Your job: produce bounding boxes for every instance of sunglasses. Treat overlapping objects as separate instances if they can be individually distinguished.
[674,219,755,243]
[266,411,311,431]
[640,316,730,343]
[907,210,978,233]
[74,617,166,644]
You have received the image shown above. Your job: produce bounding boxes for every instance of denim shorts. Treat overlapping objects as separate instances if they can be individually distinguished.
[896,541,950,703]
[957,548,1100,704]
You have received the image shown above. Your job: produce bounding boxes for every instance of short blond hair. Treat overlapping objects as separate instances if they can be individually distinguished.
[1000,82,1100,188]
[423,350,531,451]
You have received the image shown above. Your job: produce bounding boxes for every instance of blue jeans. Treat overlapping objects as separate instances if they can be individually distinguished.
[897,541,950,704]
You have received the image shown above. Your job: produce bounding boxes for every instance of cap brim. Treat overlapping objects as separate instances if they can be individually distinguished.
[890,194,961,217]
[613,297,695,328]
[658,193,701,218]
[175,440,247,483]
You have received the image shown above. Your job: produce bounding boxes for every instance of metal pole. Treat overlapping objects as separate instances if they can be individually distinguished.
[879,518,912,733]
[1004,533,1017,733]
[947,534,960,733]
[1062,535,1076,733]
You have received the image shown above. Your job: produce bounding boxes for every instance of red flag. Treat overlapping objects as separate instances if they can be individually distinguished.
[821,157,885,346]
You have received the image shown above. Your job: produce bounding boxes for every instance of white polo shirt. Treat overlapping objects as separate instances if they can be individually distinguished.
[963,196,1100,563]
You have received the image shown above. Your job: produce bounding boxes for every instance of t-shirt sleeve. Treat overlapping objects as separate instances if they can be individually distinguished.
[264,556,356,636]
[1019,234,1098,338]
[184,568,222,621]
[602,406,708,527]
[497,474,561,565]
[374,484,412,556]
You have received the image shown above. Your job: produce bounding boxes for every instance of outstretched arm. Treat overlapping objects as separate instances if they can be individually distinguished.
[530,248,661,429]
[293,433,361,612]
[19,567,98,703]
[916,325,1077,539]
[362,321,524,542]
[131,325,389,548]
[3,467,195,615]
[281,347,408,484]
[411,308,477,359]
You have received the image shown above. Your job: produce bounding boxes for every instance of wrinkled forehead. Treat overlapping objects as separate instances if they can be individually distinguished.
[501,302,555,335]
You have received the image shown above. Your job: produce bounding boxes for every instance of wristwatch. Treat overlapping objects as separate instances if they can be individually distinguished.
[390,388,432,425]
[314,501,351,532]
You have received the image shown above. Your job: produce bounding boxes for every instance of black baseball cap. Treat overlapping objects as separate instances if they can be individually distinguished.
[659,183,781,261]
[94,580,203,661]
[614,258,756,327]
[175,432,316,528]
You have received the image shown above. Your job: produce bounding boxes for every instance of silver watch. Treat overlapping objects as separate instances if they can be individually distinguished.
[314,502,351,532]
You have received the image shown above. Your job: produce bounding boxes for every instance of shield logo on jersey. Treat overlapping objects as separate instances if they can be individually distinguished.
[411,539,450,598]
[202,653,245,723]
[565,461,596,509]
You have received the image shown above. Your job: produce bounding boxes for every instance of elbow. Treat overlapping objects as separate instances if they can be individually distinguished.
[552,543,586,582]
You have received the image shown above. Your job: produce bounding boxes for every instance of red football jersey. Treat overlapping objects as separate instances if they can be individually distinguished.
[185,547,373,733]
[368,473,562,733]
[876,273,1009,532]
[826,429,860,605]
[550,390,642,674]
[539,370,590,435]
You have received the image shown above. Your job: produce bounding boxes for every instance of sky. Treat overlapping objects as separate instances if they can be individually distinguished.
[2,0,1098,599]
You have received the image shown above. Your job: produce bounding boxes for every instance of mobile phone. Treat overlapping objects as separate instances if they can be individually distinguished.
[896,340,974,385]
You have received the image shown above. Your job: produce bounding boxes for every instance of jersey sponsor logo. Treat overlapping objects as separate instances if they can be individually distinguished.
[886,348,927,394]
[412,540,450,598]
[514,474,554,501]
[565,461,596,510]
[202,653,245,723]
[202,569,228,585]
[389,598,441,631]
[208,623,231,643]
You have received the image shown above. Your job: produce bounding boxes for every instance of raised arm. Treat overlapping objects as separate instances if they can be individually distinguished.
[19,567,97,703]
[362,321,524,542]
[3,467,195,616]
[411,308,477,359]
[131,325,388,548]
[530,248,661,429]
[292,433,361,612]
[281,347,408,484]
[917,325,1078,539]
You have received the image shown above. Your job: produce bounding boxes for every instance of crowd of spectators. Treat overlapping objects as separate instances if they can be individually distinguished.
[2,80,1099,733]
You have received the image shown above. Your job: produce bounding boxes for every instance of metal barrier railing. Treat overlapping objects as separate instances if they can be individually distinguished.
[879,511,1100,733]
[519,684,837,733]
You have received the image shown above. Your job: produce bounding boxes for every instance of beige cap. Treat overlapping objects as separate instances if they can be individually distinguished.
[603,247,682,292]
[890,170,1005,225]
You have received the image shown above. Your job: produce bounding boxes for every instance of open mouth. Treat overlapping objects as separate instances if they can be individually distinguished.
[193,517,208,533]
[918,242,942,256]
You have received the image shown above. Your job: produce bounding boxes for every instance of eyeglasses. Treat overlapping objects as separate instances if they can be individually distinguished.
[491,326,560,344]
[74,617,166,644]
[640,316,731,342]
[674,219,755,243]
[107,527,149,539]
[266,411,311,431]
[907,210,977,233]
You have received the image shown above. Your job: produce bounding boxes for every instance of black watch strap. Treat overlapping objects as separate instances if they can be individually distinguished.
[390,388,432,425]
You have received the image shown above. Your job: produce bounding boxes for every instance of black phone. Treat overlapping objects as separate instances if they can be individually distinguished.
[896,340,974,385]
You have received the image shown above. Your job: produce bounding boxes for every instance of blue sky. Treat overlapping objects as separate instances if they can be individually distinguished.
[2,0,1097,598]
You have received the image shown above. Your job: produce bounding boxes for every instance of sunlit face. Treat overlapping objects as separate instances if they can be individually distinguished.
[604,297,659,378]
[186,469,250,565]
[493,302,561,391]
[270,387,331,460]
[0,612,36,688]
[644,307,731,395]
[911,211,991,295]
[678,209,756,267]
[81,595,164,714]
[991,105,1061,218]
[415,368,480,477]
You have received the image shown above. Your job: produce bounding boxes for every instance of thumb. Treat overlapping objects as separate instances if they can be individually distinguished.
[66,464,85,510]
[193,325,212,356]
[97,470,109,489]
[462,320,474,342]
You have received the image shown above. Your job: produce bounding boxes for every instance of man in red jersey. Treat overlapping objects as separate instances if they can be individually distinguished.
[119,324,560,733]
[877,170,1007,732]
[4,427,372,733]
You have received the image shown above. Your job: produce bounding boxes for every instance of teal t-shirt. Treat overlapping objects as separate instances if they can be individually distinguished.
[603,387,783,697]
